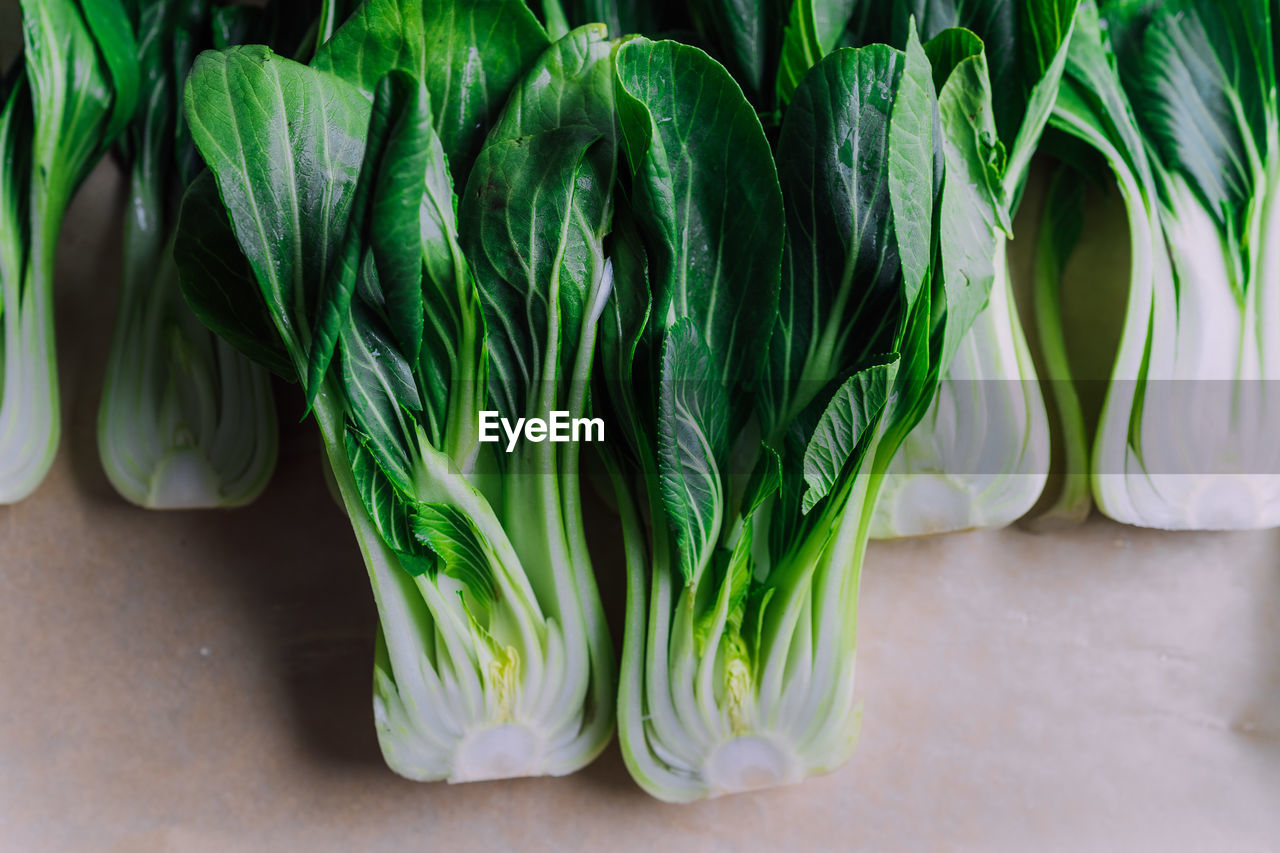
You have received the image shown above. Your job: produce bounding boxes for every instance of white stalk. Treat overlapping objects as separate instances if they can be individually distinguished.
[98,179,278,508]
[871,248,1050,537]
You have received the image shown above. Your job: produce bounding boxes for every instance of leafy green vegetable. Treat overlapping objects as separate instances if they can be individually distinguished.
[0,0,139,504]
[174,173,295,379]
[859,1,1079,538]
[1044,0,1280,530]
[98,0,279,509]
[606,30,962,802]
[178,6,616,781]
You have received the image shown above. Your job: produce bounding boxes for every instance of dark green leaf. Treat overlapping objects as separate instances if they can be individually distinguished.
[305,69,428,403]
[463,129,607,421]
[858,0,1079,194]
[0,71,30,298]
[887,25,940,313]
[422,0,549,189]
[174,171,295,379]
[1109,0,1274,248]
[743,441,781,517]
[862,1,1078,150]
[765,44,907,441]
[882,267,937,444]
[775,0,822,104]
[615,37,783,389]
[598,201,654,463]
[462,25,617,422]
[310,0,425,95]
[687,0,776,98]
[416,88,480,449]
[1004,2,1079,194]
[370,73,430,366]
[124,0,203,210]
[346,426,424,553]
[21,0,117,206]
[80,0,142,151]
[1049,3,1155,208]
[930,28,1007,368]
[769,401,820,555]
[922,26,980,91]
[184,45,371,366]
[775,0,857,103]
[340,267,419,490]
[810,0,857,52]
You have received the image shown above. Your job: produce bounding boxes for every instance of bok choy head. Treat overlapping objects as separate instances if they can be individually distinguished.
[97,0,280,509]
[605,29,964,801]
[855,1,1080,537]
[1045,0,1280,529]
[0,0,138,503]
[177,0,616,782]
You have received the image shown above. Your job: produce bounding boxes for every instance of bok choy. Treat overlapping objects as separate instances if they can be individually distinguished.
[605,27,994,801]
[857,1,1079,538]
[1046,0,1280,530]
[1,0,138,503]
[98,0,279,509]
[177,1,616,781]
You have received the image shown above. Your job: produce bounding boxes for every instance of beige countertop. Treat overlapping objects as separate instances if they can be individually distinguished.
[2,27,1279,852]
